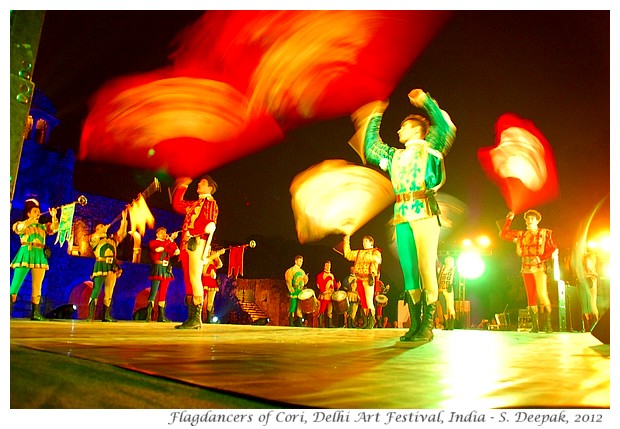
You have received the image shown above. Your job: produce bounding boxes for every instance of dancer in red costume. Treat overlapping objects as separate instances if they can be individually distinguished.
[202,247,225,323]
[146,227,180,322]
[171,175,219,329]
[373,276,390,328]
[500,209,557,333]
[316,260,336,328]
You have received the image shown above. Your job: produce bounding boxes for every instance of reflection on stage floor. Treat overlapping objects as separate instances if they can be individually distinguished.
[10,320,609,409]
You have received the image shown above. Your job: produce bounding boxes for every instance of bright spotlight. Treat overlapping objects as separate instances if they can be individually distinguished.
[476,235,491,248]
[462,238,473,248]
[457,251,485,279]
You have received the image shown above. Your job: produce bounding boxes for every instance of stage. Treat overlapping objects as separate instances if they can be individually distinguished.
[10,319,609,409]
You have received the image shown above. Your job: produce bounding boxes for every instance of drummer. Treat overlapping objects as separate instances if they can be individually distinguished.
[340,265,358,328]
[330,281,346,328]
[438,255,456,330]
[374,275,390,328]
[316,260,336,328]
[284,255,309,327]
[342,235,382,329]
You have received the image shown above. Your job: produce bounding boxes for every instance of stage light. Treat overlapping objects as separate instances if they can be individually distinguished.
[211,316,219,323]
[476,235,491,248]
[588,233,610,253]
[457,251,485,280]
[45,304,77,319]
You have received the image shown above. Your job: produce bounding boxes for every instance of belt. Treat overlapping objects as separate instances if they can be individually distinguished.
[395,190,427,203]
[96,257,115,263]
[22,242,45,249]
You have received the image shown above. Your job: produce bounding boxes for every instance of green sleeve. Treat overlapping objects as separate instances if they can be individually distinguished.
[364,114,394,171]
[422,93,456,156]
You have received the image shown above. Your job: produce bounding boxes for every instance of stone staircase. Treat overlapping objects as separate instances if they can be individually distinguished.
[238,301,270,324]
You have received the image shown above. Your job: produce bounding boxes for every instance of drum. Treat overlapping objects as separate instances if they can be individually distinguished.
[331,290,350,314]
[375,294,388,307]
[298,288,319,314]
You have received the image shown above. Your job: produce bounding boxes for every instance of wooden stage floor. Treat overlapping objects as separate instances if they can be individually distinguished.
[10,319,609,409]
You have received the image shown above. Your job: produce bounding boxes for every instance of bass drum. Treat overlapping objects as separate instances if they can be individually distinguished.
[298,288,319,314]
[375,294,388,307]
[331,290,350,314]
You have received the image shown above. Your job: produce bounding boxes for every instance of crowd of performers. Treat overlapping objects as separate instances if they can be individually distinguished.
[284,252,394,329]
[9,174,224,329]
[11,87,597,340]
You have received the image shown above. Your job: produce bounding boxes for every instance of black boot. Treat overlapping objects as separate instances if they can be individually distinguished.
[327,316,333,328]
[157,304,171,322]
[400,293,422,341]
[30,302,48,321]
[175,303,202,329]
[445,317,455,330]
[102,304,117,322]
[582,315,591,332]
[544,311,553,333]
[145,301,154,322]
[529,308,539,333]
[318,314,324,328]
[289,314,295,327]
[366,311,375,329]
[410,301,437,342]
[87,300,96,321]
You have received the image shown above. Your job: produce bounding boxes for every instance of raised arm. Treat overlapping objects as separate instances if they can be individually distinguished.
[410,89,456,157]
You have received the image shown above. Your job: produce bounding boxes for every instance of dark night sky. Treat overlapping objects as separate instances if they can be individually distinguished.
[24,9,611,287]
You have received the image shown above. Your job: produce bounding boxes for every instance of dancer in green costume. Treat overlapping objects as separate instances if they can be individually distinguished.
[10,198,59,320]
[284,255,309,327]
[88,210,128,322]
[352,88,456,342]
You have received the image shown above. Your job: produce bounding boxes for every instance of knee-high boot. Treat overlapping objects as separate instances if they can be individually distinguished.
[410,301,437,342]
[529,308,539,333]
[445,317,455,330]
[366,310,375,329]
[31,301,48,321]
[87,300,96,321]
[400,292,422,341]
[175,302,202,329]
[145,301,154,322]
[544,310,553,333]
[102,304,116,322]
[318,314,324,328]
[359,311,368,329]
[289,314,295,327]
[582,315,591,332]
[157,304,170,322]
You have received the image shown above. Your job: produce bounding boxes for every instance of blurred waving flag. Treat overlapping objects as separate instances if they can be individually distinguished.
[78,10,451,178]
[290,160,395,243]
[478,113,559,214]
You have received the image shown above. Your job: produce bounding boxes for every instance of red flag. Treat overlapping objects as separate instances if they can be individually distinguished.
[478,113,559,214]
[228,245,246,278]
[79,11,451,177]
